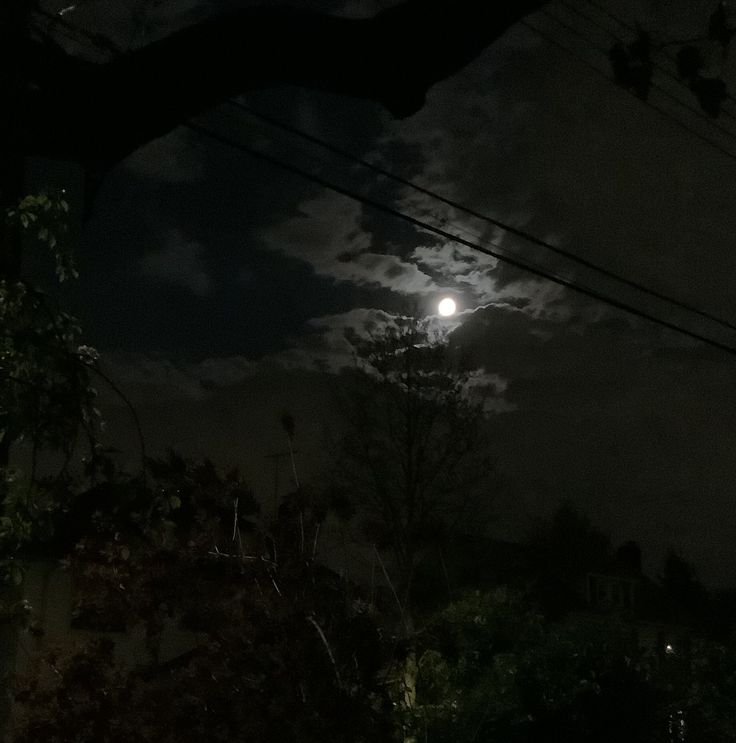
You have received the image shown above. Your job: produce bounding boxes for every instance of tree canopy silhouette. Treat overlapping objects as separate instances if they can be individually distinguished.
[330,320,493,600]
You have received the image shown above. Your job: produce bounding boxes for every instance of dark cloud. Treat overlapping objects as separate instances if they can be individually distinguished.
[451,304,736,585]
[140,229,212,296]
[122,127,204,183]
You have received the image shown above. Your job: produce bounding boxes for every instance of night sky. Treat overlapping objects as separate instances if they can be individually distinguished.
[32,0,736,586]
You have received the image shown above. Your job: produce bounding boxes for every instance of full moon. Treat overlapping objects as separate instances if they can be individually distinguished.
[438,297,456,317]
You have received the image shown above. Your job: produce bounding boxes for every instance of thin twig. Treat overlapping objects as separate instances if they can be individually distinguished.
[237,526,244,557]
[232,496,239,541]
[286,435,299,490]
[90,362,147,490]
[207,549,258,561]
[373,544,409,634]
[269,571,282,597]
[268,534,278,567]
[306,614,342,689]
[311,521,320,559]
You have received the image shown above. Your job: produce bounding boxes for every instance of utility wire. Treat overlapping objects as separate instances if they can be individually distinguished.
[37,0,736,146]
[186,120,736,358]
[41,0,736,157]
[230,99,736,333]
[40,7,736,347]
[584,0,717,54]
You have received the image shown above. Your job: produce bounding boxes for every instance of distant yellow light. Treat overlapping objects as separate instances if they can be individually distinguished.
[438,297,456,317]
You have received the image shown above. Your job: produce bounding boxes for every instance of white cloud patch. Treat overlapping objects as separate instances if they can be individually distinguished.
[266,308,517,417]
[307,307,401,336]
[105,306,517,418]
[412,243,499,301]
[412,244,485,273]
[410,241,567,316]
[463,369,518,414]
[362,30,588,318]
[494,278,569,320]
[266,308,404,373]
[141,230,212,296]
[260,191,437,295]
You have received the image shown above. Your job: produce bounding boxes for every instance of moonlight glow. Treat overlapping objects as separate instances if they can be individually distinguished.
[438,297,456,317]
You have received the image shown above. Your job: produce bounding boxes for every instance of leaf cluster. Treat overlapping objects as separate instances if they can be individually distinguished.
[8,455,394,742]
[6,192,74,281]
[609,2,734,117]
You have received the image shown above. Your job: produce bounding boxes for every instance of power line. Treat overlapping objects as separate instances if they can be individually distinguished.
[40,8,736,348]
[38,0,736,150]
[40,5,736,206]
[42,0,736,157]
[230,99,736,333]
[584,0,712,53]
[185,120,736,359]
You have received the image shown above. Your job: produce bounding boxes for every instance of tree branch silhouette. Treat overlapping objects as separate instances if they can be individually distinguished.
[18,0,548,165]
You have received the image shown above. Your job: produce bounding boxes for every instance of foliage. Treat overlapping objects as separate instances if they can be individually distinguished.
[1,191,100,617]
[0,191,99,471]
[406,589,668,743]
[5,192,74,281]
[0,470,67,621]
[8,452,736,741]
[394,581,736,743]
[8,454,394,742]
[609,2,734,117]
[681,640,736,742]
[0,280,100,465]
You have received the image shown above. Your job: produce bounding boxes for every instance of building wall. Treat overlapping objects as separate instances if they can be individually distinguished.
[2,560,199,738]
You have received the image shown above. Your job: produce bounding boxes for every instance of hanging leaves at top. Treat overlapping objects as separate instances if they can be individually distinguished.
[609,30,653,99]
[691,76,728,116]
[609,8,731,118]
[709,1,736,54]
[676,46,704,80]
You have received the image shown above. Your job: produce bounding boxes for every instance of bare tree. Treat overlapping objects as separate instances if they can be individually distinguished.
[331,319,494,604]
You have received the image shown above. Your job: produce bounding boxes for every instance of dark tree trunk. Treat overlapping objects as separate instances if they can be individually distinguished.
[0,4,31,468]
[0,0,28,277]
